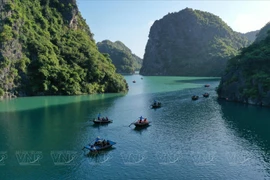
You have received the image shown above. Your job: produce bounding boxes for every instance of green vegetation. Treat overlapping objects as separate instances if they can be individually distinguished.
[97,40,142,74]
[239,30,259,43]
[0,0,128,96]
[254,22,270,43]
[140,8,250,76]
[217,32,270,99]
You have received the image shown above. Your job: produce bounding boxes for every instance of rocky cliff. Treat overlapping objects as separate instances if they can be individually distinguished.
[217,31,270,106]
[254,22,270,43]
[0,0,128,97]
[140,8,249,76]
[239,30,259,43]
[97,40,142,74]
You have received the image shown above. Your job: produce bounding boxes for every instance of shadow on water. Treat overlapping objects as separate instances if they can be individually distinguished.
[218,99,270,149]
[0,93,126,113]
[84,147,116,157]
[91,123,111,128]
[132,125,150,134]
[84,148,116,165]
[174,77,220,84]
[0,95,122,150]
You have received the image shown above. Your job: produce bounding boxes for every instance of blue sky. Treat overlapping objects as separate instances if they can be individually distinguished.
[77,1,270,58]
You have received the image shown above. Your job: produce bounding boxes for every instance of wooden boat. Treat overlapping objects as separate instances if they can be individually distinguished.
[192,95,199,100]
[204,84,210,87]
[83,137,116,152]
[203,93,209,98]
[93,118,113,124]
[151,102,161,108]
[130,119,151,127]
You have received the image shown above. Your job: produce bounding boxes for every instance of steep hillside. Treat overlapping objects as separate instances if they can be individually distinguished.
[0,0,128,97]
[140,8,250,76]
[217,32,270,106]
[254,22,270,43]
[240,30,259,43]
[97,40,142,74]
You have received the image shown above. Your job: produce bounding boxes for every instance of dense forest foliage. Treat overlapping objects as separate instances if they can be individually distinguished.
[97,40,142,74]
[140,8,250,76]
[217,31,270,105]
[0,0,128,97]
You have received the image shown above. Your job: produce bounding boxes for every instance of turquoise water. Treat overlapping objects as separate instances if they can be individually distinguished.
[0,75,270,179]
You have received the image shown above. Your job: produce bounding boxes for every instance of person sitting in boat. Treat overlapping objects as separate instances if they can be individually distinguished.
[102,117,105,121]
[102,140,107,147]
[139,116,143,123]
[154,100,157,105]
[144,118,147,122]
[106,117,108,121]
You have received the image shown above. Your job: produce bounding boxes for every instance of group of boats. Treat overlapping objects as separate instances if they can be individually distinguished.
[84,116,151,153]
[84,83,211,153]
[191,84,210,100]
[84,101,161,153]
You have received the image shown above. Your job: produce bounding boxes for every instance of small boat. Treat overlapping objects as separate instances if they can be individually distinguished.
[83,137,116,152]
[133,120,150,127]
[151,102,161,108]
[93,117,112,124]
[130,119,151,127]
[133,80,136,83]
[203,93,209,98]
[192,95,199,100]
[204,84,210,87]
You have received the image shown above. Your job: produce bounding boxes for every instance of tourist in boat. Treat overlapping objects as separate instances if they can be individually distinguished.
[106,117,108,121]
[98,113,101,120]
[102,140,107,147]
[144,118,147,122]
[139,116,143,123]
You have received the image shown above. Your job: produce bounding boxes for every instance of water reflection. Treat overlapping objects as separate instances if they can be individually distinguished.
[218,99,270,149]
[85,148,116,166]
[132,125,150,135]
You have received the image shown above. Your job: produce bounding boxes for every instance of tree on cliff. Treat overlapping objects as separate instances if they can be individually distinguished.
[140,8,249,77]
[217,31,270,106]
[0,0,128,97]
[97,40,142,74]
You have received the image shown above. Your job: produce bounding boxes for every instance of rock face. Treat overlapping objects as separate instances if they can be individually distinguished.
[0,0,128,97]
[140,8,249,76]
[254,22,270,43]
[239,30,259,43]
[217,30,270,107]
[97,40,142,74]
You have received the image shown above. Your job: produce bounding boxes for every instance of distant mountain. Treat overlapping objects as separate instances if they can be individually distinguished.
[217,31,270,106]
[140,8,250,76]
[97,40,142,74]
[239,30,259,43]
[254,22,270,43]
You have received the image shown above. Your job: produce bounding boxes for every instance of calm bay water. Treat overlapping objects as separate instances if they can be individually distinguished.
[0,75,270,179]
